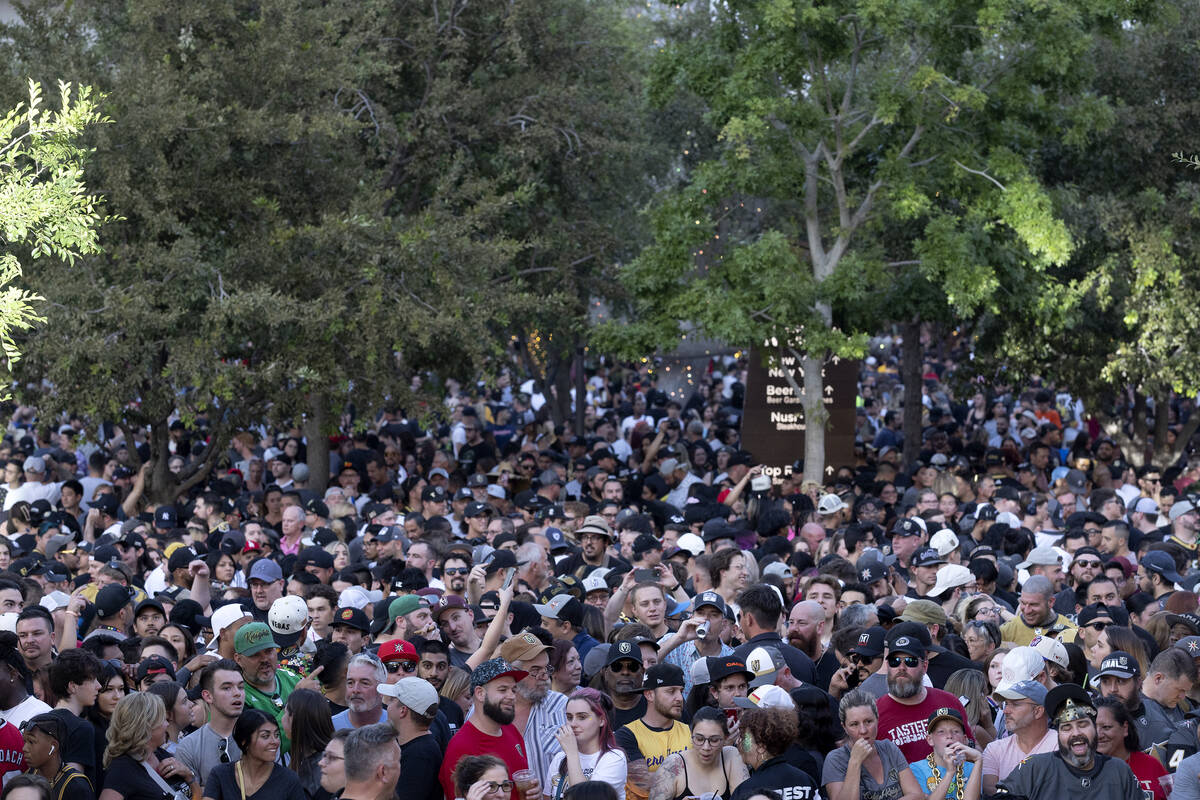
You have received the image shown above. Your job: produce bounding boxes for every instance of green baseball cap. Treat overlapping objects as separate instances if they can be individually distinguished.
[388,595,428,625]
[234,622,278,656]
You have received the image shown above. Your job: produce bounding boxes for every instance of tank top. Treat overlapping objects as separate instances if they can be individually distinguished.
[675,750,731,800]
[624,719,692,774]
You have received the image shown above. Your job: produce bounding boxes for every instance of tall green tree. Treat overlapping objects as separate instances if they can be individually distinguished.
[0,80,111,398]
[973,1,1200,467]
[602,0,1134,482]
[0,0,511,501]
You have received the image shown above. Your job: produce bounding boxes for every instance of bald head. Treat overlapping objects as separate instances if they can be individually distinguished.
[791,600,825,623]
[1022,575,1054,599]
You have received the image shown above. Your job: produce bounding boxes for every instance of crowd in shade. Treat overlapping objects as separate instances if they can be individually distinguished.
[0,349,1195,800]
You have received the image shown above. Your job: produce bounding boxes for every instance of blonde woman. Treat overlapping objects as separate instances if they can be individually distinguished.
[324,540,350,571]
[441,667,473,718]
[100,692,200,800]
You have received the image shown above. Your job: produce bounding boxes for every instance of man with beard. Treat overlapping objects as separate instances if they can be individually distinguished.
[438,659,542,800]
[875,629,969,763]
[981,680,1055,795]
[415,639,463,733]
[997,684,1141,799]
[555,515,628,576]
[233,622,303,753]
[786,600,826,661]
[440,551,471,596]
[602,640,649,725]
[615,663,691,775]
[333,653,388,730]
[1000,575,1079,646]
[499,632,567,793]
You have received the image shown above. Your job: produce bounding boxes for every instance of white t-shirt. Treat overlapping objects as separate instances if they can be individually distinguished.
[547,749,627,800]
[1,695,51,728]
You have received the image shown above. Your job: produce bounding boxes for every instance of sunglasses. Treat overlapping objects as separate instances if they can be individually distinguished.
[610,660,643,674]
[218,737,231,764]
[443,567,470,576]
[1083,621,1110,631]
[1074,559,1102,568]
[887,655,921,668]
[848,652,873,665]
[385,661,417,674]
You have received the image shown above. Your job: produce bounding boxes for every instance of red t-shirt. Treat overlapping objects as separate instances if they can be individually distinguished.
[1128,750,1169,800]
[438,719,530,800]
[0,719,25,782]
[876,688,971,763]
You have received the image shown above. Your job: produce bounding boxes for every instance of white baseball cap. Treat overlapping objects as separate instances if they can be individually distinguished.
[997,646,1046,693]
[377,677,440,717]
[1029,635,1069,669]
[675,533,705,557]
[926,564,973,598]
[929,529,959,557]
[269,595,310,636]
[339,586,373,610]
[211,604,252,641]
[733,684,795,710]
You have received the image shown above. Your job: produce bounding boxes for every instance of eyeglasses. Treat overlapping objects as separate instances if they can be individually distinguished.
[973,606,999,616]
[692,734,723,747]
[218,737,231,763]
[320,751,343,764]
[887,655,920,668]
[609,661,642,674]
[526,665,556,678]
[485,782,515,794]
[443,567,470,576]
[385,661,417,674]
[1083,621,1110,631]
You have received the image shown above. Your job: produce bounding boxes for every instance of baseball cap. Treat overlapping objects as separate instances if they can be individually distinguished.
[248,559,284,583]
[1096,651,1141,679]
[899,600,947,626]
[732,684,795,710]
[464,501,494,518]
[167,547,196,572]
[388,595,429,625]
[154,507,178,530]
[705,657,752,684]
[674,533,705,556]
[582,574,608,594]
[470,658,528,689]
[433,595,469,622]
[692,591,728,615]
[234,622,278,656]
[499,631,552,664]
[1142,550,1185,585]
[297,547,334,570]
[744,645,784,688]
[927,707,967,732]
[377,676,440,716]
[997,646,1046,690]
[642,663,685,690]
[135,655,176,683]
[885,629,926,659]
[926,564,973,599]
[1029,635,1069,669]
[268,596,310,647]
[1017,547,1061,570]
[605,640,643,668]
[892,518,924,538]
[929,529,959,557]
[95,584,134,618]
[331,606,370,633]
[377,639,419,663]
[996,679,1048,704]
[532,594,584,627]
[817,494,847,515]
[211,604,251,641]
[1166,613,1200,635]
[850,626,887,659]
[1170,500,1197,522]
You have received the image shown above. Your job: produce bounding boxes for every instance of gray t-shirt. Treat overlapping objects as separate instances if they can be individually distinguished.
[176,724,241,791]
[821,739,910,800]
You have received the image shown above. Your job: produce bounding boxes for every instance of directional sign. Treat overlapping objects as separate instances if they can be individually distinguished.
[740,347,858,485]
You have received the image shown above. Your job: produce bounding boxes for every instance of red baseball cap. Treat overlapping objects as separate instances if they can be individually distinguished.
[378,639,418,663]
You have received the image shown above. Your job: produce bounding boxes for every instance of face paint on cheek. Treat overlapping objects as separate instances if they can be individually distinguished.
[742,733,753,752]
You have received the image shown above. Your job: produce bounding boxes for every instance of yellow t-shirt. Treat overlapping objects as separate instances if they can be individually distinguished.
[622,719,691,773]
[1000,613,1077,646]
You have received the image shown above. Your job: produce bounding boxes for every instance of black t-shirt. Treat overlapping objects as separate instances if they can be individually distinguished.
[204,762,304,800]
[50,708,96,775]
[438,696,463,738]
[612,697,647,729]
[926,649,980,687]
[730,757,816,800]
[399,734,443,800]
[102,755,173,800]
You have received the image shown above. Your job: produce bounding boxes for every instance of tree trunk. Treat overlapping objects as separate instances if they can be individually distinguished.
[801,350,828,485]
[550,348,572,427]
[901,320,923,471]
[574,336,586,437]
[146,420,175,505]
[305,392,330,493]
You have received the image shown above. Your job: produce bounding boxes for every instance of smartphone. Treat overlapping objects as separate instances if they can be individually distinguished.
[634,568,656,583]
[723,708,740,725]
[502,567,517,590]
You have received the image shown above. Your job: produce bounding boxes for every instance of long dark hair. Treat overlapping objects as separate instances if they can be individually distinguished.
[285,689,334,769]
[1095,696,1140,752]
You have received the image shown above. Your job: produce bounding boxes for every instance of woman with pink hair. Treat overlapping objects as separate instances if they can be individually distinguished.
[547,689,627,800]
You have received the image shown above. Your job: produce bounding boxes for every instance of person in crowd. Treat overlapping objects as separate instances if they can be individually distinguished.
[907,707,982,800]
[549,689,628,800]
[453,756,512,800]
[339,724,402,800]
[332,654,387,730]
[47,650,101,780]
[1094,697,1168,800]
[99,693,199,800]
[3,775,52,800]
[145,682,197,755]
[996,685,1142,800]
[177,660,244,793]
[281,689,334,800]
[20,713,94,800]
[233,624,304,751]
[650,707,746,800]
[317,730,350,798]
[731,706,817,800]
[874,630,969,763]
[379,677,442,800]
[614,664,691,779]
[550,641,583,698]
[823,689,922,800]
[498,632,568,794]
[201,708,304,800]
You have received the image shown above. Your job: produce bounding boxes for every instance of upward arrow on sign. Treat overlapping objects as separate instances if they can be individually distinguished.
[824,385,834,395]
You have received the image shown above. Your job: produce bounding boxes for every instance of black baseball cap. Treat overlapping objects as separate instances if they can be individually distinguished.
[642,663,685,690]
[850,626,887,659]
[705,657,752,684]
[330,606,370,633]
[604,640,643,668]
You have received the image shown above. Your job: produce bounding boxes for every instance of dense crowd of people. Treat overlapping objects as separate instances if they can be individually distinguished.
[0,355,1195,800]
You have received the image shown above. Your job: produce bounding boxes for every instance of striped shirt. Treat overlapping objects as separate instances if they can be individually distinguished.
[523,690,568,792]
[656,633,734,696]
